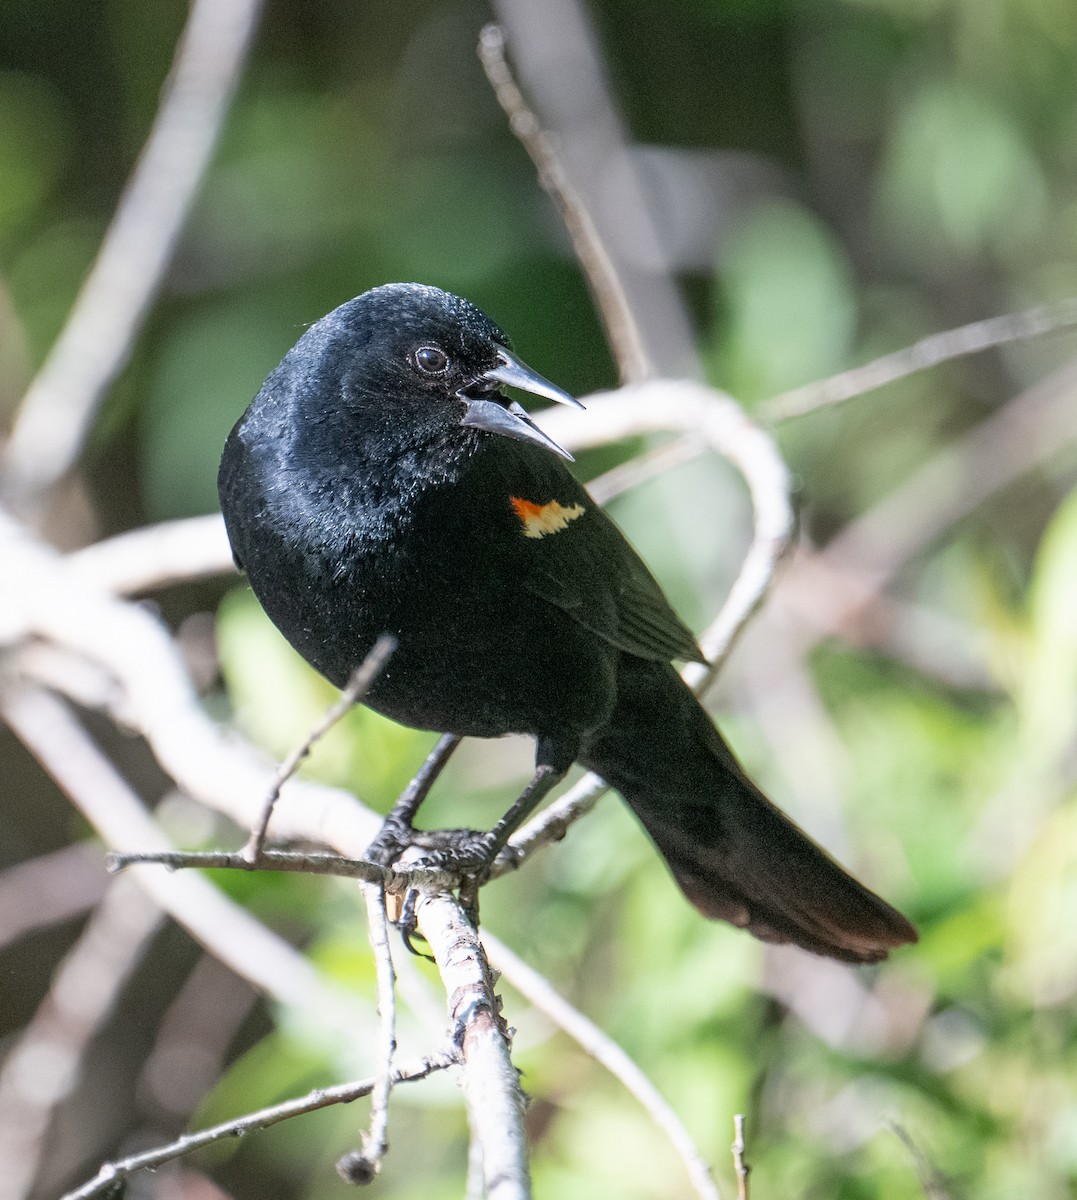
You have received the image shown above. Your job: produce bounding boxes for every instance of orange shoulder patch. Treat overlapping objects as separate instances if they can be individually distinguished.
[509,496,586,539]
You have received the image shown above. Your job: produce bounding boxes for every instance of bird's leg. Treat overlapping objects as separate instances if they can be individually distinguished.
[366,733,461,866]
[452,762,566,924]
[480,762,564,863]
[383,756,566,946]
[416,761,566,875]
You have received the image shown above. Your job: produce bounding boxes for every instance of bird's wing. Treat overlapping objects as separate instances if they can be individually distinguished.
[506,464,705,665]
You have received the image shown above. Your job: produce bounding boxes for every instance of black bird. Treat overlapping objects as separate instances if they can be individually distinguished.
[218,282,917,963]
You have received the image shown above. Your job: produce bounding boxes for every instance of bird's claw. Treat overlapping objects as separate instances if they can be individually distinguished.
[371,820,514,949]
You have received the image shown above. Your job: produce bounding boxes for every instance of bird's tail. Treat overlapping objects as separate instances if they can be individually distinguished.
[579,659,917,963]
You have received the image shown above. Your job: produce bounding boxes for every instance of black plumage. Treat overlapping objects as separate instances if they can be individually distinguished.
[219,282,916,963]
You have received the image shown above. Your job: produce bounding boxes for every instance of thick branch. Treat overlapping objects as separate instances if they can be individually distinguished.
[420,895,531,1200]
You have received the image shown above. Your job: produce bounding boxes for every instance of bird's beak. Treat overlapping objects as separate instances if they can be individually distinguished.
[459,347,583,461]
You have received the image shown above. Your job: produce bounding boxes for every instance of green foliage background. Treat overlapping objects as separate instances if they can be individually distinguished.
[1,0,1076,1197]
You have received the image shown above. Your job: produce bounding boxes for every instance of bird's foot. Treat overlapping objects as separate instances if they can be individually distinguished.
[369,819,516,876]
[368,820,517,953]
[404,827,507,875]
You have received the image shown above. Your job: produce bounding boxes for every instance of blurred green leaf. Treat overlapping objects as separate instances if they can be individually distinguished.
[0,70,69,245]
[877,80,1047,265]
[711,200,856,400]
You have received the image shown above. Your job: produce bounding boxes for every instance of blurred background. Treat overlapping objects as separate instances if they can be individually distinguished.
[2,0,1077,1196]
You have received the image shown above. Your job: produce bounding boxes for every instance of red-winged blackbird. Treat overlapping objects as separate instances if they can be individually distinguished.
[218,282,916,963]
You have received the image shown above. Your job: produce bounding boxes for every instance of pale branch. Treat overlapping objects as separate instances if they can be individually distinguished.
[67,512,233,595]
[0,844,108,950]
[0,686,375,1044]
[485,932,724,1200]
[778,357,1077,639]
[761,295,1077,422]
[59,1050,459,1200]
[466,1132,487,1200]
[490,0,702,378]
[732,1114,750,1200]
[478,24,649,384]
[586,433,706,505]
[343,880,399,1183]
[0,876,162,1200]
[1,0,263,507]
[6,297,1070,1193]
[107,847,385,881]
[419,894,531,1200]
[0,504,385,858]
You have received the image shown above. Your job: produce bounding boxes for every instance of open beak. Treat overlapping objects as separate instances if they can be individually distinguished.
[459,347,583,461]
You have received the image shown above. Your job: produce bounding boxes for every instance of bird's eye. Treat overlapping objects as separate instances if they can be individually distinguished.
[414,345,450,375]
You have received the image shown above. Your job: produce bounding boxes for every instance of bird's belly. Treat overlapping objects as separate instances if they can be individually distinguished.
[247,537,615,744]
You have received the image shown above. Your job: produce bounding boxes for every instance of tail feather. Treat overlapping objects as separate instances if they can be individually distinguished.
[580,660,917,964]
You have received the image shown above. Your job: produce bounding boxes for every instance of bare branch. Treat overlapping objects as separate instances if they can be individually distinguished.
[761,296,1077,423]
[60,1051,458,1200]
[486,932,723,1200]
[0,876,162,1200]
[242,635,396,863]
[1,686,372,1042]
[490,0,701,377]
[0,505,384,857]
[419,894,531,1200]
[781,358,1077,638]
[67,513,234,595]
[0,844,107,950]
[732,1115,750,1200]
[1,0,263,506]
[478,24,649,384]
[889,1122,952,1200]
[586,433,705,505]
[338,881,399,1183]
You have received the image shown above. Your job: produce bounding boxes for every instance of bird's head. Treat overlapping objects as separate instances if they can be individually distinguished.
[294,282,582,462]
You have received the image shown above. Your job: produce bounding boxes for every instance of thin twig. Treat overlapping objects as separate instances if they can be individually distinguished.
[108,847,386,882]
[490,0,700,377]
[242,634,396,862]
[486,932,723,1200]
[761,296,1077,422]
[478,24,650,384]
[60,1051,458,1200]
[337,881,398,1184]
[732,1115,750,1200]
[784,358,1077,631]
[1,0,263,506]
[889,1122,952,1200]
